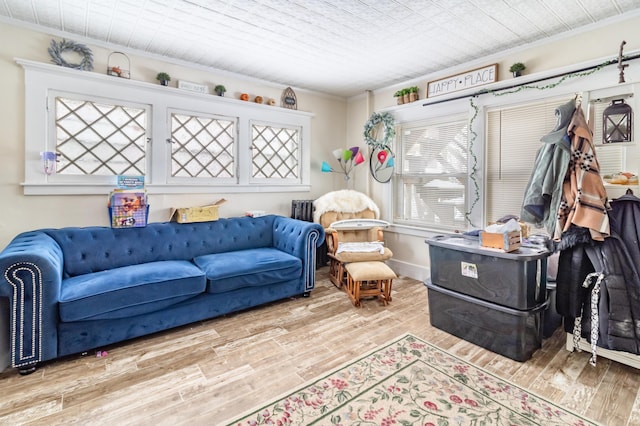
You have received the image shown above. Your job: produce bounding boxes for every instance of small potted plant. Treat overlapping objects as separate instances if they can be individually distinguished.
[509,62,526,77]
[156,72,171,86]
[214,84,226,96]
[394,90,404,105]
[409,86,419,102]
[402,88,410,104]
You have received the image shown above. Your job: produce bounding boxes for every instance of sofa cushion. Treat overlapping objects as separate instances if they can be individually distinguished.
[194,248,302,294]
[59,260,206,321]
[44,216,277,278]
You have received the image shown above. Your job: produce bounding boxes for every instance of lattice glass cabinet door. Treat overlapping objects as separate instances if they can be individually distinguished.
[55,96,148,176]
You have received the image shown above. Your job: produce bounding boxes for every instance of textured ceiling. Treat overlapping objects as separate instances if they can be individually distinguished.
[1,0,640,97]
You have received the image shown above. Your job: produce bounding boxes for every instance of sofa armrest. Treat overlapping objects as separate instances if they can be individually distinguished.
[272,216,325,291]
[0,231,64,369]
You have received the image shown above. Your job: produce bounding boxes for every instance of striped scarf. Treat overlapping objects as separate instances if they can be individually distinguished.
[554,106,610,241]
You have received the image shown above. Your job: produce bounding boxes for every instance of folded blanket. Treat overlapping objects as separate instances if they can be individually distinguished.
[336,241,385,255]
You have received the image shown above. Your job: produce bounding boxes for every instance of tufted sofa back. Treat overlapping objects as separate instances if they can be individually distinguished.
[45,215,277,278]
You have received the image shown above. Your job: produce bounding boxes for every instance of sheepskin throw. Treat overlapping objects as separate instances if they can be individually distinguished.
[313,190,380,223]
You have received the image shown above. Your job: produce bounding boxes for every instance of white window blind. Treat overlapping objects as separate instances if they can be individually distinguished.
[394,117,468,231]
[486,96,623,225]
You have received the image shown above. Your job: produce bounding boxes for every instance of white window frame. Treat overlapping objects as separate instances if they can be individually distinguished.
[167,108,238,185]
[19,58,313,195]
[47,91,151,184]
[383,97,482,237]
[249,120,303,185]
[393,114,470,232]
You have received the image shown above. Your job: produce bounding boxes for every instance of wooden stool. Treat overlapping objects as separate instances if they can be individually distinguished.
[344,261,396,307]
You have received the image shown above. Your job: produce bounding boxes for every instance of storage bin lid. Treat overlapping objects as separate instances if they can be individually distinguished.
[425,234,550,261]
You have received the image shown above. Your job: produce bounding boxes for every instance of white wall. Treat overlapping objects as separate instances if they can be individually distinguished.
[0,22,348,249]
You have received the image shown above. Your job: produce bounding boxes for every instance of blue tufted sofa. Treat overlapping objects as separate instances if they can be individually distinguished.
[0,215,324,374]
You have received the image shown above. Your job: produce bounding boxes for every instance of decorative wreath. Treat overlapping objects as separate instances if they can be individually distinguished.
[48,39,94,71]
[363,112,395,149]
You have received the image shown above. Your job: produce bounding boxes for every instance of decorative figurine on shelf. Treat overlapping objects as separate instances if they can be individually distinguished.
[281,87,297,109]
[321,146,365,181]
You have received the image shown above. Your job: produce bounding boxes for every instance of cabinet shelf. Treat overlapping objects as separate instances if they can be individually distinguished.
[595,141,635,147]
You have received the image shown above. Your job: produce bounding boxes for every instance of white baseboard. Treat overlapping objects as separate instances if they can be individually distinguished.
[387,259,429,282]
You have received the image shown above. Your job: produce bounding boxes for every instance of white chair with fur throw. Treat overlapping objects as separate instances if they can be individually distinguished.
[314,190,395,306]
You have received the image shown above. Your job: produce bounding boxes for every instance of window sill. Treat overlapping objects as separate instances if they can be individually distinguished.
[387,223,457,240]
[22,183,312,196]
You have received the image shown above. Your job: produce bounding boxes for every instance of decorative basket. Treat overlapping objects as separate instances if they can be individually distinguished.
[107,51,130,79]
[109,204,149,228]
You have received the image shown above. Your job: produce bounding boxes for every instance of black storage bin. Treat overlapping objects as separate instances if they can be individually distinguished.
[425,280,548,361]
[426,235,549,309]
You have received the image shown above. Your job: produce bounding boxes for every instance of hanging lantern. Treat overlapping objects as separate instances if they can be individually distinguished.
[603,99,632,143]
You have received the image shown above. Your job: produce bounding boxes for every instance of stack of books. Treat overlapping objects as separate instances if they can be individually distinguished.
[108,176,148,228]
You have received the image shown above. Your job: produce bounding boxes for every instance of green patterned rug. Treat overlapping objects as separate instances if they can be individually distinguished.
[226,334,599,426]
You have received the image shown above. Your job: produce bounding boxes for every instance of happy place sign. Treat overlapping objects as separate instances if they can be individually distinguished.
[427,64,498,98]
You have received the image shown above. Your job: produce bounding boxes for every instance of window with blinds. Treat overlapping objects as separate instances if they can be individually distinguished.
[394,117,468,231]
[485,96,623,226]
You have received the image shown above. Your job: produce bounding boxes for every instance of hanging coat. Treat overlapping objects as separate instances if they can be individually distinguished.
[579,235,640,356]
[521,99,574,236]
[554,106,609,241]
[609,191,640,263]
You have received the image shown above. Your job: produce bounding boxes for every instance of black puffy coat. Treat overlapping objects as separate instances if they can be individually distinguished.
[557,214,640,355]
[609,191,640,262]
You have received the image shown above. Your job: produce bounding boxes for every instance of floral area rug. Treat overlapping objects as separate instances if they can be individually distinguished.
[226,334,599,426]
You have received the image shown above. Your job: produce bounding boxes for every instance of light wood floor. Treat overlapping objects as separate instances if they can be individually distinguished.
[0,267,638,425]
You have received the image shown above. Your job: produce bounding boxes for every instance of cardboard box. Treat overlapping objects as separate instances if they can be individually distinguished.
[479,230,521,252]
[170,199,226,223]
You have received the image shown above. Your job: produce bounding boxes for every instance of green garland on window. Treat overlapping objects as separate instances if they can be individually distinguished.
[48,39,94,71]
[464,59,613,227]
[465,98,480,227]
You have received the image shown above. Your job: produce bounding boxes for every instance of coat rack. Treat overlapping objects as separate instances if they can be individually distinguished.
[617,40,628,83]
